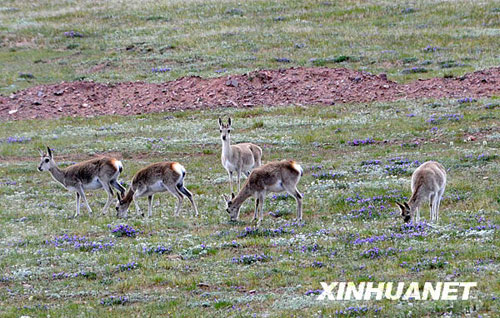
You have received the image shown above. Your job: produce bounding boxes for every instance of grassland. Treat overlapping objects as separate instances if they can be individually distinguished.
[0,97,499,317]
[1,0,499,94]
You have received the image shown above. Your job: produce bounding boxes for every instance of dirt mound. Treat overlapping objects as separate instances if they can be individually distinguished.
[1,67,498,120]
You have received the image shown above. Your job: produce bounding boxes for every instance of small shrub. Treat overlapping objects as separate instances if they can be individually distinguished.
[310,56,350,66]
[203,149,214,155]
[225,8,244,16]
[231,254,272,265]
[252,120,264,128]
[401,57,418,64]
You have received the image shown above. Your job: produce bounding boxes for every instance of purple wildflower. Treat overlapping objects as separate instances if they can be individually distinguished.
[117,262,139,272]
[100,296,129,306]
[2,136,31,143]
[152,67,172,73]
[347,138,375,146]
[64,31,84,38]
[110,224,138,238]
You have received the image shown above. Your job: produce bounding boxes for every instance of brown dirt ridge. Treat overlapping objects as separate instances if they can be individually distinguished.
[1,67,498,121]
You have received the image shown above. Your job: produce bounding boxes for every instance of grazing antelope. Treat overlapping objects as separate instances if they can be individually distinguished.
[37,147,125,217]
[396,161,447,223]
[219,117,262,193]
[223,160,303,225]
[115,162,198,218]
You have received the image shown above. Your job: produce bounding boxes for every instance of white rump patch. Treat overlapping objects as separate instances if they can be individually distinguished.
[291,161,303,175]
[113,160,123,172]
[172,162,185,176]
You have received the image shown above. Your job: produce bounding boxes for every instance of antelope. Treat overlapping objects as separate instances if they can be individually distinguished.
[37,147,126,217]
[223,160,303,225]
[115,162,198,218]
[396,161,447,223]
[219,117,262,193]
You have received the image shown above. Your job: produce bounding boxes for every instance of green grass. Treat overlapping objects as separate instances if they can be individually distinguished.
[0,98,499,317]
[1,0,499,93]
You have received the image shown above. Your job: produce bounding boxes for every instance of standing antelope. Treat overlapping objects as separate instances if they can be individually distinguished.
[219,117,262,193]
[396,161,447,223]
[37,147,126,217]
[223,160,303,225]
[115,162,198,218]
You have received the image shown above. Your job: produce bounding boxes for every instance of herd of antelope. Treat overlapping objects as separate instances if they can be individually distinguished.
[37,117,447,225]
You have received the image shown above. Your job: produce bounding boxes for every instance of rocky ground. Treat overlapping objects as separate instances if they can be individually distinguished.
[1,66,499,120]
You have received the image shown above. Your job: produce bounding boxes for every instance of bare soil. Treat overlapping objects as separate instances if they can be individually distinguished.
[1,67,498,121]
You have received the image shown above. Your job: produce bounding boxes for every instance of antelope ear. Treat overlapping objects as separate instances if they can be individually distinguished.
[404,202,410,209]
[116,192,122,201]
[231,192,235,199]
[396,202,405,213]
[221,194,229,202]
[218,117,223,127]
[38,149,45,156]
[47,146,53,158]
[228,117,232,126]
